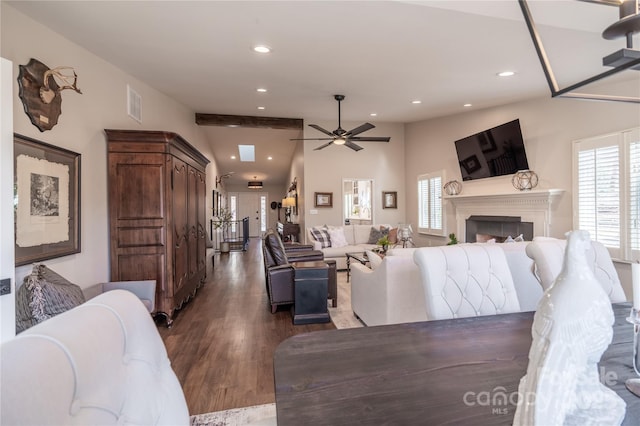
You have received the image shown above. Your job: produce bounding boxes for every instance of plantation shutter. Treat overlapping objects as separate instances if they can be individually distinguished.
[577,144,620,250]
[418,172,444,236]
[630,139,640,255]
[429,175,442,231]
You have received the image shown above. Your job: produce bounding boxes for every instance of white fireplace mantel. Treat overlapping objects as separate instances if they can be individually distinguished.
[445,189,565,241]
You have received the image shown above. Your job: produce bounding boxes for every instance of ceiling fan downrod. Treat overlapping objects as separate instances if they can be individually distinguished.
[334,94,345,135]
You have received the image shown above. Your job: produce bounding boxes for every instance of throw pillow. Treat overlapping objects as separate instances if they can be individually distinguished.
[15,264,86,333]
[388,227,398,244]
[367,227,388,244]
[327,227,348,248]
[310,226,332,248]
[365,250,383,270]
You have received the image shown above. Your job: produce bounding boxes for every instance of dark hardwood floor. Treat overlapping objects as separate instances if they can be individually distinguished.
[158,237,335,415]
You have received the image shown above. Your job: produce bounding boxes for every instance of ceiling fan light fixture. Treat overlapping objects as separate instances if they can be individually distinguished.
[334,137,346,145]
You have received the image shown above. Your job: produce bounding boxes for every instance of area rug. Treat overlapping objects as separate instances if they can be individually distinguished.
[190,403,276,426]
[328,271,364,329]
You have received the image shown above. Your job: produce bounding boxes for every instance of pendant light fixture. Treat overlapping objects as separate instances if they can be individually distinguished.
[248,176,262,189]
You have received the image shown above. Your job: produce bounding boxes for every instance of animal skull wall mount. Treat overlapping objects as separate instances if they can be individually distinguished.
[17,58,82,132]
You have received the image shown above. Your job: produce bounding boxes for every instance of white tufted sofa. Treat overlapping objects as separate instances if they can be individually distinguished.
[351,243,544,326]
[0,290,189,425]
[413,244,522,320]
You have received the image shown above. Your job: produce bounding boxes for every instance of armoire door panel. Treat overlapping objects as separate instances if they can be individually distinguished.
[116,253,166,286]
[115,163,165,220]
[117,226,165,248]
[173,234,189,293]
[187,166,199,279]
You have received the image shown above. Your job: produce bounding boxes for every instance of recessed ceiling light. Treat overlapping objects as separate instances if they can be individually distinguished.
[411,100,422,104]
[370,113,377,117]
[267,156,273,160]
[257,106,265,110]
[464,103,472,107]
[231,155,236,160]
[256,88,267,93]
[253,45,271,54]
[497,71,515,77]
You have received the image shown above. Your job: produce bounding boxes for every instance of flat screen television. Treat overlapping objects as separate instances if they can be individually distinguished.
[454,119,530,181]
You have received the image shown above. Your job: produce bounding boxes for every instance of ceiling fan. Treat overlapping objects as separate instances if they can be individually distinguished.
[291,94,391,151]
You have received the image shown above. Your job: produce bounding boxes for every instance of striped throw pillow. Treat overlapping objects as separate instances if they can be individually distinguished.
[310,227,332,248]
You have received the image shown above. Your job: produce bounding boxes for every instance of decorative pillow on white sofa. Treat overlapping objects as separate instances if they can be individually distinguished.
[327,227,348,248]
[365,250,383,270]
[310,227,332,248]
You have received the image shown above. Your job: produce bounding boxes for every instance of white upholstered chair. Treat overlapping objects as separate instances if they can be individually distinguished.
[413,245,521,320]
[525,236,626,303]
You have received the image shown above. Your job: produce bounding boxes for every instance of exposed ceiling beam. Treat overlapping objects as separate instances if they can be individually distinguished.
[195,113,303,130]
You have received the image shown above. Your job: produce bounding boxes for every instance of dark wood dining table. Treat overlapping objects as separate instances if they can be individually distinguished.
[274,303,640,425]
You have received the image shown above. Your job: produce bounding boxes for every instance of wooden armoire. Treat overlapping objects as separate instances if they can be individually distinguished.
[105,129,210,326]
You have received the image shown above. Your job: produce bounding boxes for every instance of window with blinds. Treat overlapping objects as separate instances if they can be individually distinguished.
[418,171,444,236]
[573,128,640,261]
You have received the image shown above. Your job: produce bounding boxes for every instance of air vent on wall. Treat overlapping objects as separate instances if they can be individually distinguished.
[127,84,142,123]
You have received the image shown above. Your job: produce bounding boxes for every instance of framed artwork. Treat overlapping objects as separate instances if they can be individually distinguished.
[314,192,333,208]
[382,191,397,209]
[460,154,481,175]
[14,134,81,266]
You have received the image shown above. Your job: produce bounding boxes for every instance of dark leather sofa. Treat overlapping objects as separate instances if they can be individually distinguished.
[262,229,337,313]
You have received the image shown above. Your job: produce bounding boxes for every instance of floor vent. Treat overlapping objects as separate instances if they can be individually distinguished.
[127,84,142,123]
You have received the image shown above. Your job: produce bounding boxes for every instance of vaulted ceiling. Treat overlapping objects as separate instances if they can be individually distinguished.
[9,0,639,186]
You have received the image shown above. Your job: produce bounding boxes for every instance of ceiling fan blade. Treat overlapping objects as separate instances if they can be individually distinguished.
[349,136,391,142]
[309,124,336,137]
[345,140,363,151]
[344,122,375,137]
[314,141,335,151]
[290,137,334,141]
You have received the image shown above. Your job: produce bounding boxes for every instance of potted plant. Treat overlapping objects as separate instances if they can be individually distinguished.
[377,235,391,254]
[213,207,233,252]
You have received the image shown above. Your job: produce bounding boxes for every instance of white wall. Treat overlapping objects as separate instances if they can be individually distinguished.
[302,120,406,237]
[404,81,640,296]
[1,4,219,294]
[0,57,16,342]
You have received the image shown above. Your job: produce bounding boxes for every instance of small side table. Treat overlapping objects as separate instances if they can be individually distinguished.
[346,252,368,283]
[291,261,330,325]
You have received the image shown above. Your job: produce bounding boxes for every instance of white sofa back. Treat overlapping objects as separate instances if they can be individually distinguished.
[307,224,389,247]
[1,290,189,425]
[351,253,427,326]
[413,245,522,320]
[525,236,626,303]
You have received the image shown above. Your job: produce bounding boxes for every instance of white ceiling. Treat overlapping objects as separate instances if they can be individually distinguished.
[8,0,639,186]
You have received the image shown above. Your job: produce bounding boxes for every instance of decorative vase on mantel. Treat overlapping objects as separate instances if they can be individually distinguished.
[443,180,462,196]
[512,170,539,191]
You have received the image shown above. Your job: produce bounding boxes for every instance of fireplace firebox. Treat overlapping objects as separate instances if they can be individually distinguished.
[465,215,533,243]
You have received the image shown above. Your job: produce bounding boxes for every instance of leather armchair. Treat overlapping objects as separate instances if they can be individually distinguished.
[262,229,337,313]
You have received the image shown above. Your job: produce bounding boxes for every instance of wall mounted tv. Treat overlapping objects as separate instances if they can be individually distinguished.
[454,119,530,181]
